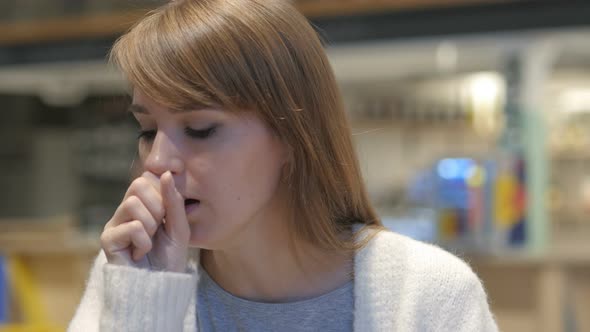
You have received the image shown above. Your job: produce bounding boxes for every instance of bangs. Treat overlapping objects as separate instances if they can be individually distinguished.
[109,6,241,111]
[109,0,305,125]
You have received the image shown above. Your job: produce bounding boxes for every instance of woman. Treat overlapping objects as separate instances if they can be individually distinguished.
[69,0,498,331]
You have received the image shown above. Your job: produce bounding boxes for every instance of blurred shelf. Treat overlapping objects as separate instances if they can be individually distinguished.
[1,1,589,67]
[297,0,505,18]
[0,215,100,327]
[460,230,590,267]
[0,9,148,46]
[550,150,590,161]
[0,0,521,46]
[468,249,590,267]
[470,249,590,332]
[0,215,100,255]
[478,266,590,332]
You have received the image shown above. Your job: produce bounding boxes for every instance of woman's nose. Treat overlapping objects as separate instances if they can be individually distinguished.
[143,131,184,176]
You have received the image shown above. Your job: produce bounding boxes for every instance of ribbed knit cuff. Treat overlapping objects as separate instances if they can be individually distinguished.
[100,264,197,332]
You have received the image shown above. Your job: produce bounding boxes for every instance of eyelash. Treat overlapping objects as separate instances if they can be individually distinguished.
[185,126,217,139]
[137,126,217,141]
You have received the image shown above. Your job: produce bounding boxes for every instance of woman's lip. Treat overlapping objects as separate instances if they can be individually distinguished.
[185,201,200,214]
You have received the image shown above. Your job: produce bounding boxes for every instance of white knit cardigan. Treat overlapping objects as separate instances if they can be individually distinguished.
[69,227,498,331]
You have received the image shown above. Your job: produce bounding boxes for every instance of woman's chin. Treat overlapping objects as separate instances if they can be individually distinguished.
[188,224,217,249]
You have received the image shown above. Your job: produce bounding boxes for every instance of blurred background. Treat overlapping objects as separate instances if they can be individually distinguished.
[0,0,589,331]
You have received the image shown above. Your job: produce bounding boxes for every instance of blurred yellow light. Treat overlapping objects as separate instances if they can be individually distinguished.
[469,73,501,104]
[465,72,504,136]
[467,165,486,187]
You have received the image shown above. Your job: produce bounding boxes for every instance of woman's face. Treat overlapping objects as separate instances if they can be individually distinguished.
[130,91,290,249]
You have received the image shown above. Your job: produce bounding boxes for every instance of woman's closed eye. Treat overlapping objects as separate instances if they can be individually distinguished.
[137,126,218,142]
[184,125,217,139]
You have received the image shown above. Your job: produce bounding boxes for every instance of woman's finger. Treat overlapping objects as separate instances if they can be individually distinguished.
[101,220,153,262]
[107,196,159,237]
[160,171,190,244]
[123,175,165,222]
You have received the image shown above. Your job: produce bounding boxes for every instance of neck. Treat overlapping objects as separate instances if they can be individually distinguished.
[200,222,353,303]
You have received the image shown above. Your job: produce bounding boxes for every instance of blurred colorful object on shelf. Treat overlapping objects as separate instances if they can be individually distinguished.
[407,154,527,253]
[0,256,7,324]
[0,256,62,331]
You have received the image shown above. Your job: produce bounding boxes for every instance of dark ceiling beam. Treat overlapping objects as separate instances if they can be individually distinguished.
[311,0,590,44]
[0,0,589,66]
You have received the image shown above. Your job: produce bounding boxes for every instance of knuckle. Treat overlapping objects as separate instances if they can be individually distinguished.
[99,231,112,248]
[131,177,150,193]
[125,195,143,210]
[99,232,107,244]
[129,220,146,235]
[142,171,159,183]
[103,219,113,231]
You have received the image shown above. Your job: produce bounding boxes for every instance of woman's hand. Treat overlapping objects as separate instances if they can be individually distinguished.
[100,171,191,273]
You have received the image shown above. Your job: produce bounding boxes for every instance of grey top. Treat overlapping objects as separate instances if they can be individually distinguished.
[196,265,354,332]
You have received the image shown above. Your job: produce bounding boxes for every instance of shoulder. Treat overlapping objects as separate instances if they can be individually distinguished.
[352,227,497,330]
[355,227,482,292]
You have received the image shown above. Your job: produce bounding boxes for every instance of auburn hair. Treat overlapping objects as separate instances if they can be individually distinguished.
[110,0,382,252]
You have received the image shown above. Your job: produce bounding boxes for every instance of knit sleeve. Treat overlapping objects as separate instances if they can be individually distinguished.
[68,250,198,332]
[68,250,107,332]
[435,268,499,332]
